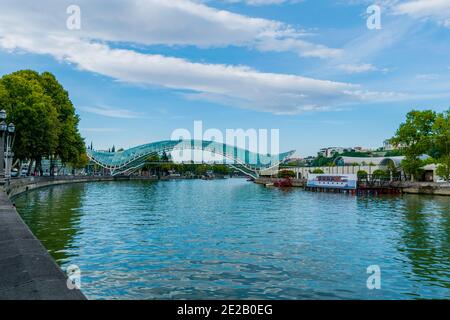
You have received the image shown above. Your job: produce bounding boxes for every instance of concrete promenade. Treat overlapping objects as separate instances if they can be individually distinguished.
[0,190,86,300]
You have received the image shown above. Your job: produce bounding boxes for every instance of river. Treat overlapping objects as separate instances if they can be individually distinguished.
[13,178,450,300]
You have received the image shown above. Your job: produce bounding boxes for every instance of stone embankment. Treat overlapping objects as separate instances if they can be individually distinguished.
[0,190,86,299]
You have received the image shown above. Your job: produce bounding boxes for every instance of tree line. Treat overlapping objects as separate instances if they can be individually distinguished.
[140,152,231,178]
[0,70,87,175]
[391,109,449,181]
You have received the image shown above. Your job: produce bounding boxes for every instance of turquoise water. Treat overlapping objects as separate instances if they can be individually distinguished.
[14,179,450,300]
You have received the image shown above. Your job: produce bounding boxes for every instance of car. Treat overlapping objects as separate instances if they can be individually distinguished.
[11,168,19,177]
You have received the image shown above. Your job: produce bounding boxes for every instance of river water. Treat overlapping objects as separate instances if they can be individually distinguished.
[13,178,450,300]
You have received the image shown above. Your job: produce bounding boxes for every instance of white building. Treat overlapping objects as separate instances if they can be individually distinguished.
[318,147,354,158]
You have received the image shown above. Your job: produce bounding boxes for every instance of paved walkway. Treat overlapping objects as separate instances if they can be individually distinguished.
[0,191,85,300]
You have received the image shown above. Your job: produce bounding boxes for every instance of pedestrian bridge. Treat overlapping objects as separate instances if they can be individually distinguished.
[87,140,295,178]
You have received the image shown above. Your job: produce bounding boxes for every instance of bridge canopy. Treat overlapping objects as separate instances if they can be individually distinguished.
[87,140,295,178]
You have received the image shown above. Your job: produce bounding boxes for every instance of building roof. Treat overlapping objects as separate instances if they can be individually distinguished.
[334,155,429,167]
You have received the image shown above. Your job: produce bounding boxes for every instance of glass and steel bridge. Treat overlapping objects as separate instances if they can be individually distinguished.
[87,140,295,178]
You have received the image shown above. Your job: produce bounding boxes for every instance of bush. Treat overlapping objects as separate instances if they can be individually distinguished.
[372,169,389,180]
[311,169,324,174]
[357,170,368,180]
[278,170,296,178]
[436,163,450,181]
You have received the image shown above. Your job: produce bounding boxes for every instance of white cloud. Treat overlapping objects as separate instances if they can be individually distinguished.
[79,106,143,119]
[221,0,300,5]
[415,74,440,81]
[0,31,399,114]
[80,128,123,133]
[0,0,403,115]
[336,63,388,74]
[0,0,339,59]
[394,0,450,27]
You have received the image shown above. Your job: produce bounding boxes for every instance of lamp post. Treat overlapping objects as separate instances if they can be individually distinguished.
[0,110,7,180]
[0,110,16,183]
[5,123,16,180]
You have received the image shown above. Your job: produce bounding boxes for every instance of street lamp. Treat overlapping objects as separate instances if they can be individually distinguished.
[0,110,16,183]
[7,123,15,134]
[0,119,6,179]
[4,123,16,180]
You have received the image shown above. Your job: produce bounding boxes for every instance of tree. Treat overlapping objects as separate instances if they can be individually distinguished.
[195,164,209,176]
[1,70,59,174]
[71,152,89,169]
[311,155,333,167]
[312,169,324,174]
[161,151,169,162]
[372,169,389,180]
[278,170,295,178]
[432,110,449,180]
[212,164,230,175]
[357,170,368,180]
[391,110,437,181]
[39,72,85,172]
[436,158,450,181]
[0,70,86,174]
[143,154,162,177]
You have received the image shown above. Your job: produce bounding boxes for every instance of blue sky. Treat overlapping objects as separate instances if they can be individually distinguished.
[0,0,449,157]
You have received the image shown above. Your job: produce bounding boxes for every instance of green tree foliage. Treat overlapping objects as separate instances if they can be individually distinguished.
[278,170,296,178]
[391,109,449,181]
[357,170,368,180]
[311,155,333,167]
[212,164,230,175]
[384,149,404,157]
[432,111,449,181]
[0,70,86,173]
[372,169,389,180]
[312,169,324,174]
[195,164,209,176]
[390,110,437,180]
[436,157,450,181]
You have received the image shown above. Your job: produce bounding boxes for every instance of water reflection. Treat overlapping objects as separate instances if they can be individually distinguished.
[13,183,86,263]
[399,196,450,293]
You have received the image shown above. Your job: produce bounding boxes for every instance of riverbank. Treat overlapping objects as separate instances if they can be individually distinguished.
[5,176,115,198]
[254,177,450,196]
[254,177,306,187]
[0,190,86,299]
[391,181,450,196]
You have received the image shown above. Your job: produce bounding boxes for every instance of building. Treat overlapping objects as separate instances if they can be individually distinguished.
[383,139,406,151]
[333,156,406,167]
[383,140,394,151]
[318,147,354,158]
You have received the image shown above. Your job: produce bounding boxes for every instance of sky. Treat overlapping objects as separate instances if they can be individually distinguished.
[0,0,449,157]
